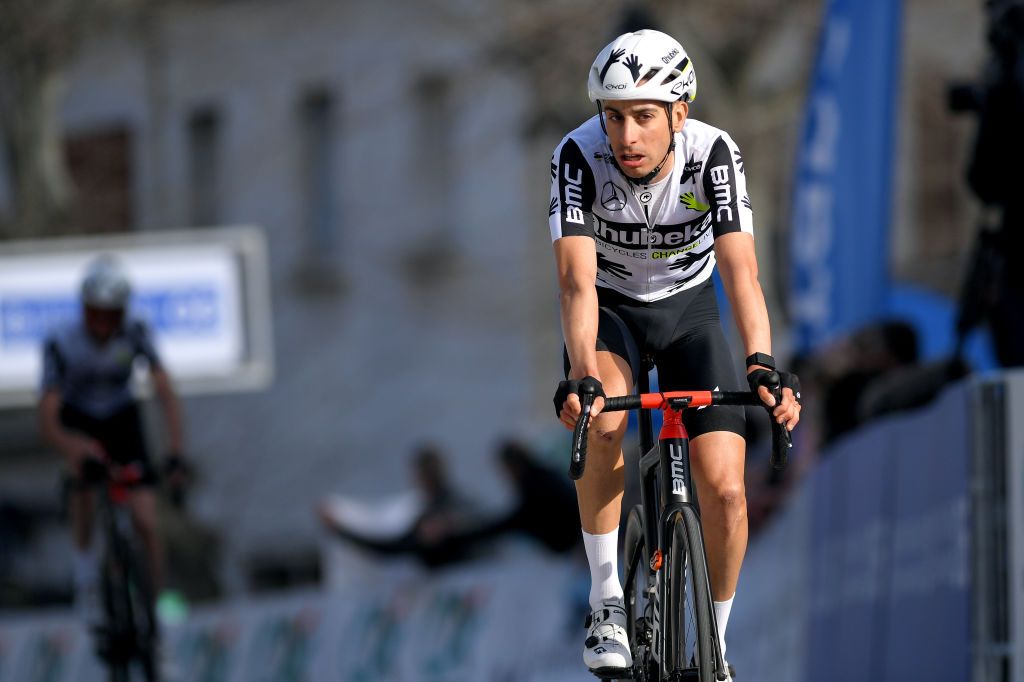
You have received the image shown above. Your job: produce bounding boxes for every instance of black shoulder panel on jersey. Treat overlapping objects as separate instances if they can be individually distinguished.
[43,337,66,380]
[555,139,596,238]
[127,320,161,368]
[703,136,742,238]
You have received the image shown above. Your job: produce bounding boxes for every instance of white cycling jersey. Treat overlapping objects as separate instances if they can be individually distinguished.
[549,116,753,302]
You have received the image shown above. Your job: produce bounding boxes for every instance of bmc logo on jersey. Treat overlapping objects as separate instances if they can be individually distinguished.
[709,165,734,223]
[562,164,586,224]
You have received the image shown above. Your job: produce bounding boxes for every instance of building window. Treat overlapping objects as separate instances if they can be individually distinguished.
[187,106,221,227]
[414,74,452,236]
[299,88,337,257]
[65,127,134,233]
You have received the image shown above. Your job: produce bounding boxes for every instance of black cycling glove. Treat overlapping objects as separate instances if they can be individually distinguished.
[747,368,802,405]
[553,376,605,418]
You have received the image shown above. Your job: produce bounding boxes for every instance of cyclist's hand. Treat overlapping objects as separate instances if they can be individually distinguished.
[554,376,606,430]
[747,369,802,431]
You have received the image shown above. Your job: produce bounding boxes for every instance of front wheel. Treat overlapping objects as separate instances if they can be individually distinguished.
[667,506,716,682]
[623,505,658,682]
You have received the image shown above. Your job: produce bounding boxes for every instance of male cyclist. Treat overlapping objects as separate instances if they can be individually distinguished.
[38,255,186,629]
[550,30,801,679]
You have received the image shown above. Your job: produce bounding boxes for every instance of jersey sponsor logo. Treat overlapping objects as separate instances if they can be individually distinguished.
[742,195,752,211]
[639,191,653,203]
[709,165,734,223]
[679,192,709,212]
[549,197,559,216]
[600,182,627,211]
[680,154,702,186]
[734,150,745,174]
[594,214,710,250]
[562,164,586,224]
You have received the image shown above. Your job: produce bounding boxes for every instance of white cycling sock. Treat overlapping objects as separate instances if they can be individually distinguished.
[714,594,735,659]
[72,543,100,590]
[583,528,623,610]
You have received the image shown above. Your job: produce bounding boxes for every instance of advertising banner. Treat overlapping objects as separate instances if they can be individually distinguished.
[0,227,273,406]
[790,0,903,352]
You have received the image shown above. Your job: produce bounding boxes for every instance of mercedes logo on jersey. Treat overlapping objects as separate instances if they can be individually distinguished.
[601,182,627,211]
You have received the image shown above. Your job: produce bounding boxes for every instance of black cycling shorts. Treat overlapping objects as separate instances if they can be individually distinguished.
[563,280,746,439]
[60,402,158,487]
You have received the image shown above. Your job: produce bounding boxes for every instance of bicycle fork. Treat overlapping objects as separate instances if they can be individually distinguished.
[642,410,729,680]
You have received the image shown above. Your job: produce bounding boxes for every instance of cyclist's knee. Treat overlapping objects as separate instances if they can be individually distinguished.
[707,483,747,517]
[590,410,628,445]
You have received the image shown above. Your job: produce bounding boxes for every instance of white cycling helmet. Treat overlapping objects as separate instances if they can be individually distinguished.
[588,29,697,104]
[80,254,131,309]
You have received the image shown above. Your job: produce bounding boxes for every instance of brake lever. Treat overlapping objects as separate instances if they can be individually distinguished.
[568,392,596,480]
[765,371,791,471]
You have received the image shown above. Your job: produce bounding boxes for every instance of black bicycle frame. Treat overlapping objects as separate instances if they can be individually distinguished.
[633,370,725,677]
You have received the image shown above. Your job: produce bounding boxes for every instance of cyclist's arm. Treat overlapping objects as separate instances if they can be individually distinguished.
[555,236,602,381]
[713,232,772,368]
[151,368,184,455]
[38,389,103,461]
[554,236,607,421]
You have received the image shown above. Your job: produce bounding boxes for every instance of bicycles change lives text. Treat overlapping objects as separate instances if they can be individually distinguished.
[568,364,792,682]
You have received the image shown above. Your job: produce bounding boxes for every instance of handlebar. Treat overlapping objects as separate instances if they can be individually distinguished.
[568,372,793,480]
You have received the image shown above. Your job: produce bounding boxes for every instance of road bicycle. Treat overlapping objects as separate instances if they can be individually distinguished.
[81,459,159,682]
[569,365,791,681]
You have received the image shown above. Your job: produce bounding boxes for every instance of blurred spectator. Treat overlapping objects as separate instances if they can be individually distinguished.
[432,440,581,556]
[317,440,581,569]
[316,444,480,568]
[953,0,1024,367]
[819,320,920,443]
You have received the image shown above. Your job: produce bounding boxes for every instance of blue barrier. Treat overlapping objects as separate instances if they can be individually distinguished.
[732,382,971,681]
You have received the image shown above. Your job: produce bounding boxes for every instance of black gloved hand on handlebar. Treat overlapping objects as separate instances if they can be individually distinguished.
[746,368,802,405]
[553,376,605,417]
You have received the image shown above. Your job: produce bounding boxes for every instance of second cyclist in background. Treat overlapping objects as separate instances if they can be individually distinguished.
[38,255,188,632]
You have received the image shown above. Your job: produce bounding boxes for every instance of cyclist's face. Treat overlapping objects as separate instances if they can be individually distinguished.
[83,305,125,343]
[602,100,688,180]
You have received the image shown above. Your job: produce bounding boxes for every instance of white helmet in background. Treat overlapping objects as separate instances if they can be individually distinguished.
[80,255,131,309]
[588,29,697,104]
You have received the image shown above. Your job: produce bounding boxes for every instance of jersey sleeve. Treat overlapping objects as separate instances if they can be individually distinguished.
[702,135,754,239]
[40,334,65,393]
[548,137,597,242]
[127,320,163,370]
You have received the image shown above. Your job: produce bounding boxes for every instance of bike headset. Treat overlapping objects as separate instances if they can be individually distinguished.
[587,29,698,186]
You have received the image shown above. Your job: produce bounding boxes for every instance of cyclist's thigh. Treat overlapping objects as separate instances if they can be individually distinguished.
[656,326,745,441]
[562,305,640,385]
[563,306,638,436]
[103,405,159,487]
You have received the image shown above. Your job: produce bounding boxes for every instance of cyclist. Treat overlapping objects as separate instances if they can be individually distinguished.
[38,254,186,630]
[550,30,801,678]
